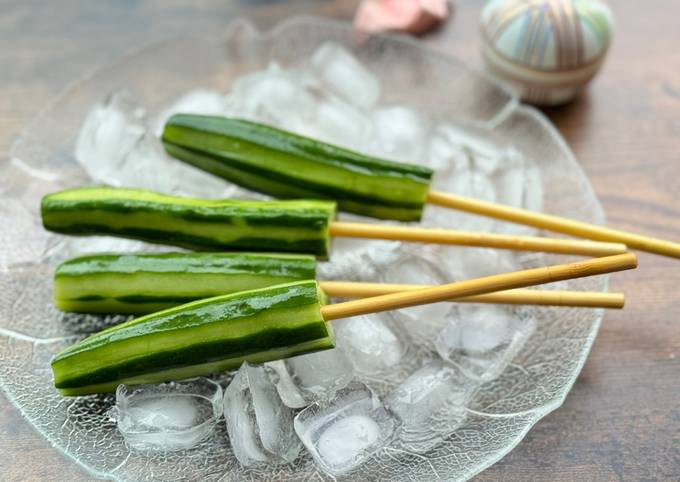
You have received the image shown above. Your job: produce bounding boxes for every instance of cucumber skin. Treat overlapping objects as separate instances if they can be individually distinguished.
[51,280,332,396]
[41,187,336,258]
[162,115,433,221]
[54,252,317,315]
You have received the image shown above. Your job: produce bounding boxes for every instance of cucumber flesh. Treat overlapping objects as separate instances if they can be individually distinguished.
[54,252,317,315]
[51,280,332,396]
[162,114,433,221]
[41,187,336,258]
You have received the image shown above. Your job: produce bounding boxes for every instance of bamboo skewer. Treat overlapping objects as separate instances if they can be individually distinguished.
[329,222,627,257]
[426,190,680,259]
[319,282,625,309]
[320,253,636,321]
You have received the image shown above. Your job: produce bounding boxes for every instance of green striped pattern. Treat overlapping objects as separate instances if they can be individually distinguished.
[52,280,332,396]
[54,252,317,315]
[41,187,336,257]
[162,114,434,221]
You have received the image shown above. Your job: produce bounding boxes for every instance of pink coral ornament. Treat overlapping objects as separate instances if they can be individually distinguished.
[354,0,450,35]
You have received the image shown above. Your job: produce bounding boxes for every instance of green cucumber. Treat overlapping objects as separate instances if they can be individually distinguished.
[55,252,317,315]
[41,187,336,258]
[52,280,332,396]
[162,114,433,221]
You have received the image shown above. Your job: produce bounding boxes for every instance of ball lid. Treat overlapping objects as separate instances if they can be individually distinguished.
[481,0,613,71]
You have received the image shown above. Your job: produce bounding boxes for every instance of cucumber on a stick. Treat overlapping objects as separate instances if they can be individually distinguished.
[41,187,629,258]
[55,252,316,315]
[54,252,626,315]
[52,280,332,396]
[51,253,636,396]
[163,114,680,259]
[162,114,433,222]
[41,187,336,258]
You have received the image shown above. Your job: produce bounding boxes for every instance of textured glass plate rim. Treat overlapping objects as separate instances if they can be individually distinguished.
[3,16,607,481]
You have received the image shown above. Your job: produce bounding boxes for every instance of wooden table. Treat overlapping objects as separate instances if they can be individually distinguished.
[1,1,678,480]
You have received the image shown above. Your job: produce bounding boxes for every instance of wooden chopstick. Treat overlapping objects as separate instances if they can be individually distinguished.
[320,253,636,321]
[427,190,680,259]
[319,281,625,308]
[328,222,627,257]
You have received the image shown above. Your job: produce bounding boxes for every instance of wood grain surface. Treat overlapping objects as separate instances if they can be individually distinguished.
[0,1,678,480]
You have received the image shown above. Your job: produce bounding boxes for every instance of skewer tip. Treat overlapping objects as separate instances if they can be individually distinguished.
[624,251,638,268]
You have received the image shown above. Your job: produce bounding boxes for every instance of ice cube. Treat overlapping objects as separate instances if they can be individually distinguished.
[369,106,427,162]
[284,348,355,402]
[436,165,497,205]
[424,158,497,232]
[439,124,505,165]
[165,160,239,199]
[437,247,521,280]
[115,132,175,191]
[263,360,308,409]
[439,124,543,213]
[228,64,317,129]
[386,361,475,453]
[435,304,535,381]
[223,362,302,467]
[117,132,234,198]
[387,362,471,425]
[428,175,494,232]
[307,95,374,149]
[310,42,381,110]
[426,130,470,171]
[490,152,544,235]
[128,397,197,429]
[75,90,146,184]
[112,378,222,451]
[294,381,399,476]
[327,235,376,263]
[334,313,404,374]
[317,415,381,467]
[76,89,234,198]
[489,148,525,207]
[424,123,511,232]
[152,88,229,135]
[379,252,451,325]
[522,160,543,212]
[317,238,401,283]
[425,123,544,235]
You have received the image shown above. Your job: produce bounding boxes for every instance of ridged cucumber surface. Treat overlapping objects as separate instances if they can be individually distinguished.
[41,187,336,257]
[51,280,332,396]
[162,114,433,221]
[55,252,317,315]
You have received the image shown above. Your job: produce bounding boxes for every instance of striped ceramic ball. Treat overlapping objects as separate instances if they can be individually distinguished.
[481,0,614,105]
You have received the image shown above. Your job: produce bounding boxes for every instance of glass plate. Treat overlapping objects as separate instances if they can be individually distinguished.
[1,17,607,482]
